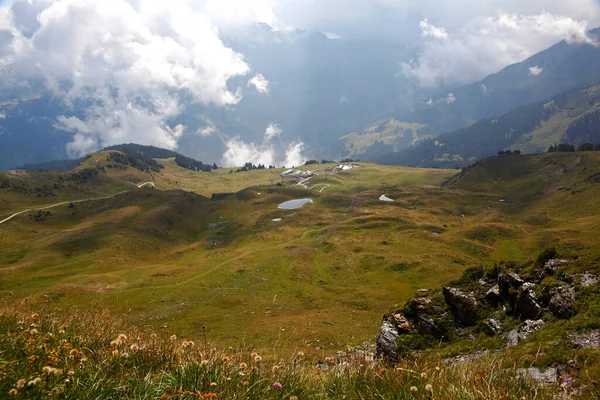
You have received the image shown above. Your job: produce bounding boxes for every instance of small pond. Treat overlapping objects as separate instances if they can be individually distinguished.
[272,218,283,222]
[277,198,314,210]
[379,194,394,202]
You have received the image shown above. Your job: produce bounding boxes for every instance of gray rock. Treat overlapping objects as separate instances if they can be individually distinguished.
[505,319,545,347]
[514,282,543,320]
[547,286,576,319]
[498,272,525,303]
[376,318,399,363]
[579,272,598,288]
[483,319,502,336]
[568,330,600,349]
[443,287,479,326]
[543,259,569,274]
[485,284,501,306]
[416,316,445,339]
[517,367,558,385]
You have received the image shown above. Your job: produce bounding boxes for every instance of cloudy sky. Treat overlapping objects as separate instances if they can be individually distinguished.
[0,0,599,163]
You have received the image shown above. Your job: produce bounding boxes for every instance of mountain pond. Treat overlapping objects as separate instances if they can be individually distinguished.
[277,198,314,210]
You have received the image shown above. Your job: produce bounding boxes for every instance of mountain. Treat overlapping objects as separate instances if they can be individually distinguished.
[347,28,600,160]
[377,83,600,167]
[0,24,416,170]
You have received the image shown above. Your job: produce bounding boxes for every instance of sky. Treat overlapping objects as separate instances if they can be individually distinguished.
[0,0,599,164]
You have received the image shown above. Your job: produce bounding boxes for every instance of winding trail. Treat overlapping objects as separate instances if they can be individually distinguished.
[0,182,155,225]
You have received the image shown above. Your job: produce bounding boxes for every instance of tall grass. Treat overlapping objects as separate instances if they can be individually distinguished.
[0,305,557,399]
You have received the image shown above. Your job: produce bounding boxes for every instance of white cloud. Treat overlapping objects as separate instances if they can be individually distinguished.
[247,73,270,93]
[445,93,456,103]
[0,112,6,119]
[529,65,544,76]
[197,125,216,137]
[403,11,599,87]
[283,141,306,167]
[264,122,281,140]
[221,136,275,167]
[196,117,217,136]
[220,135,306,167]
[1,0,253,156]
[420,19,447,40]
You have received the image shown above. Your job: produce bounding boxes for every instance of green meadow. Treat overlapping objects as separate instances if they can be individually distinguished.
[2,151,600,357]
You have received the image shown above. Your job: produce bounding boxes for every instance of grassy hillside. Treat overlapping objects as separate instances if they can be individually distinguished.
[1,152,600,397]
[2,152,599,353]
[0,305,553,399]
[379,84,600,168]
[340,120,426,158]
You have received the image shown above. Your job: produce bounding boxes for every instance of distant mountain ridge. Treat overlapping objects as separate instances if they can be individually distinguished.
[378,83,600,167]
[350,28,600,160]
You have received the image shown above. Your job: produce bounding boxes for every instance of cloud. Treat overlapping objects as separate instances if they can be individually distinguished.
[196,117,217,136]
[420,19,447,39]
[529,65,543,76]
[264,122,281,140]
[220,135,306,167]
[402,11,599,87]
[221,136,275,167]
[247,73,270,93]
[1,0,253,156]
[283,141,306,167]
[0,112,5,119]
[445,93,456,103]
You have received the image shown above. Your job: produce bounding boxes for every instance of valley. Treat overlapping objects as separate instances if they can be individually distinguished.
[2,151,599,356]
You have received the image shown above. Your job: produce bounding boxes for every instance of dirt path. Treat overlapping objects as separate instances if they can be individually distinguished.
[0,182,154,225]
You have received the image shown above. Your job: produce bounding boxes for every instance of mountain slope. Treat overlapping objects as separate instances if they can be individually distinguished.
[399,28,600,133]
[378,84,600,167]
[348,28,600,159]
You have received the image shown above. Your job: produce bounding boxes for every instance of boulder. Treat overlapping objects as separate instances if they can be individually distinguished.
[375,318,399,363]
[547,286,575,319]
[517,367,558,385]
[416,316,445,339]
[514,283,543,320]
[543,259,569,274]
[485,284,501,306]
[443,287,479,326]
[505,319,545,347]
[393,313,411,333]
[483,319,502,336]
[498,272,524,299]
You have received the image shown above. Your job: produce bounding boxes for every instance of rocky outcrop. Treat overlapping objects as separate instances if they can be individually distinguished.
[415,316,445,339]
[375,318,399,363]
[483,318,502,336]
[514,283,543,320]
[517,367,558,385]
[443,287,479,326]
[505,319,545,347]
[544,285,576,319]
[484,284,501,306]
[568,330,600,349]
[375,257,593,364]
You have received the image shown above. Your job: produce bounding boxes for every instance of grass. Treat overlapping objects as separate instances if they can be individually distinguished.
[1,152,600,374]
[340,119,426,157]
[0,305,557,399]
